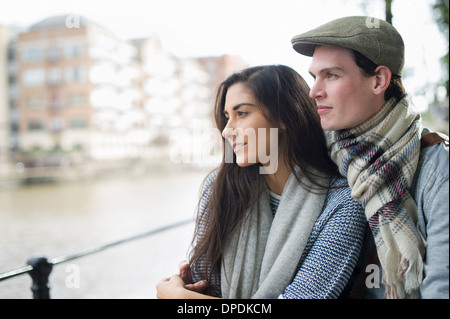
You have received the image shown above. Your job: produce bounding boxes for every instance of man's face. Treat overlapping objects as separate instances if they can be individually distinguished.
[308,45,383,131]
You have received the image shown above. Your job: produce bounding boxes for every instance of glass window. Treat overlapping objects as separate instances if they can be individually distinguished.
[27,121,45,131]
[65,66,86,83]
[69,117,88,129]
[65,43,83,59]
[22,68,45,87]
[22,47,43,62]
[50,117,64,132]
[68,93,85,106]
[48,45,60,61]
[26,94,46,109]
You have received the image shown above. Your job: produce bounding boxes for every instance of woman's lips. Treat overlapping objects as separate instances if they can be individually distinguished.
[233,143,246,153]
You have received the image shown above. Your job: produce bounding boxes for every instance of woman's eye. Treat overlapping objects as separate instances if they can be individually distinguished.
[237,111,248,117]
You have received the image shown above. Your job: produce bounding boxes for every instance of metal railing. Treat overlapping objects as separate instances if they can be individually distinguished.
[0,218,194,299]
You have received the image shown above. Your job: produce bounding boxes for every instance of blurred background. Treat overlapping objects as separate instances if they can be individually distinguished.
[0,0,448,298]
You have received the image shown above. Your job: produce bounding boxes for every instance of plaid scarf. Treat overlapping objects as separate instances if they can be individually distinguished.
[326,96,425,299]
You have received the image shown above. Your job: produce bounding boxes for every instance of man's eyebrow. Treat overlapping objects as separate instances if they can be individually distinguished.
[309,67,345,78]
[223,103,256,115]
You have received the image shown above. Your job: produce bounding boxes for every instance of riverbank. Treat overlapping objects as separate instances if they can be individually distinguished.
[0,167,209,298]
[0,158,215,189]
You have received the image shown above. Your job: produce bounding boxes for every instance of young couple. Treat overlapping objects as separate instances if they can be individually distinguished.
[156,16,449,299]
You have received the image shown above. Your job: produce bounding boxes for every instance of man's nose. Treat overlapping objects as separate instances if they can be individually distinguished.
[309,80,324,99]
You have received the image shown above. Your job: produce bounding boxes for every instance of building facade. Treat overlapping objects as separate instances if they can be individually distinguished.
[0,26,13,174]
[6,15,247,170]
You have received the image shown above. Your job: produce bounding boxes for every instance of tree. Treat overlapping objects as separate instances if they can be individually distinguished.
[385,0,393,24]
[432,0,449,97]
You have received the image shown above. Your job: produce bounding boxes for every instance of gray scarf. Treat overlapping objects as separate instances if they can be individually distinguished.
[221,167,329,298]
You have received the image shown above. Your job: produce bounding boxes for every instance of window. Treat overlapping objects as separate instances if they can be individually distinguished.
[69,117,88,129]
[47,45,60,61]
[22,47,43,62]
[27,121,45,131]
[50,117,64,132]
[26,94,46,109]
[65,43,83,59]
[22,68,45,87]
[68,93,85,106]
[65,66,86,83]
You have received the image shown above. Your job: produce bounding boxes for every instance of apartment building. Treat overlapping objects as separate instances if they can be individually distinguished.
[11,15,247,167]
[0,25,13,174]
[16,15,143,162]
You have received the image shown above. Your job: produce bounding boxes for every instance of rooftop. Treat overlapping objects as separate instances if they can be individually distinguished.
[29,14,105,31]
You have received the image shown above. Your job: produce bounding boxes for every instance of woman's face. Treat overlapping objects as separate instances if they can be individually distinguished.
[222,83,279,171]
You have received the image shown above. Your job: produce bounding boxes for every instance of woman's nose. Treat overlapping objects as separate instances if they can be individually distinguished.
[222,126,234,139]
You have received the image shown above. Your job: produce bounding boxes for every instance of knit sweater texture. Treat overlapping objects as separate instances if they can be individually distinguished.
[191,172,366,298]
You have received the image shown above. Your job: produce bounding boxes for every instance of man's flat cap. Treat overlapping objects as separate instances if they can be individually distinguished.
[291,16,405,76]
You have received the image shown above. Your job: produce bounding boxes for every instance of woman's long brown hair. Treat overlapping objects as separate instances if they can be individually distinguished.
[189,65,338,295]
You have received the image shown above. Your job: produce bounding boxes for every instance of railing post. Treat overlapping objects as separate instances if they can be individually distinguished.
[27,256,53,299]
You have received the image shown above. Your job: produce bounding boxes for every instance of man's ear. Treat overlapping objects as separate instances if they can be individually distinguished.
[373,65,391,95]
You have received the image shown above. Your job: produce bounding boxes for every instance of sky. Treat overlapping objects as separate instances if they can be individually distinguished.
[0,0,447,107]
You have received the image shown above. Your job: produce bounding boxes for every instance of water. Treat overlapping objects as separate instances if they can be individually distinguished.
[0,166,210,299]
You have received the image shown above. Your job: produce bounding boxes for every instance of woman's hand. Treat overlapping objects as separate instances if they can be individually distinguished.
[156,274,186,299]
[156,274,217,299]
[178,260,208,293]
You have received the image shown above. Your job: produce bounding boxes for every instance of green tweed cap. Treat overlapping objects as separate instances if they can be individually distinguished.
[291,16,405,76]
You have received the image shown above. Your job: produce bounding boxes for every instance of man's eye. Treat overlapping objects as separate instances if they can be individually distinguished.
[327,73,337,79]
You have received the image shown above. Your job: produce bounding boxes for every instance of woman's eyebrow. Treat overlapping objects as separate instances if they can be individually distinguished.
[223,103,256,115]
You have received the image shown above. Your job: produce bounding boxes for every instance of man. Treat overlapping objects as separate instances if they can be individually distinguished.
[291,16,449,299]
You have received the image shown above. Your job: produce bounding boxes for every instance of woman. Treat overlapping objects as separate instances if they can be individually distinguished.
[156,65,366,299]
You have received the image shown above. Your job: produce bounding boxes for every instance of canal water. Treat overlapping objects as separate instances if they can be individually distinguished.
[0,166,210,299]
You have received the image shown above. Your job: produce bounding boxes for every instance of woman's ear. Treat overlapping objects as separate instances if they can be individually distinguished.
[277,122,287,137]
[373,65,392,96]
